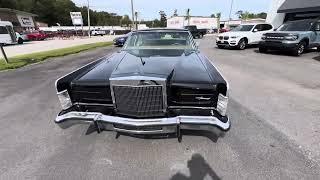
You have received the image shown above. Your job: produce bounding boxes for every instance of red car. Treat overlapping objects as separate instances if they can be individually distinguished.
[219,28,229,33]
[25,31,47,41]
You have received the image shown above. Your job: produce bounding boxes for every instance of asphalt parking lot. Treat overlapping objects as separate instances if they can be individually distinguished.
[0,35,319,179]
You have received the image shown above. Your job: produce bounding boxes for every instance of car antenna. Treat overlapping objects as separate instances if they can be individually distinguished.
[140,57,146,66]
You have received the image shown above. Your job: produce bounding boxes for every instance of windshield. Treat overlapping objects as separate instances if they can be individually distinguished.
[277,20,313,31]
[231,25,254,32]
[123,31,196,50]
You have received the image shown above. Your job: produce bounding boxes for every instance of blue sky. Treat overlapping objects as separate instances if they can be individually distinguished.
[72,0,271,20]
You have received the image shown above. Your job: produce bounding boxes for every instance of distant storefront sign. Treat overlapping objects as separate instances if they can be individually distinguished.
[70,12,83,25]
[16,15,35,27]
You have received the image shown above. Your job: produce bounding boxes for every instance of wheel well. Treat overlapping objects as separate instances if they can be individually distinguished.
[241,37,248,43]
[301,38,309,46]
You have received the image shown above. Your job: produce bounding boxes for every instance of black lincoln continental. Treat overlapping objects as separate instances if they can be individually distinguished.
[55,29,230,141]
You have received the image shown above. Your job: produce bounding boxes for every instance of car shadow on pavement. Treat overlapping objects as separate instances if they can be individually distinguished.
[170,153,221,180]
[254,49,318,57]
[84,124,222,143]
[313,55,320,62]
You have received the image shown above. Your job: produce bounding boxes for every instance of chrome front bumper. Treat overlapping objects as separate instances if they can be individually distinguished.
[55,111,230,135]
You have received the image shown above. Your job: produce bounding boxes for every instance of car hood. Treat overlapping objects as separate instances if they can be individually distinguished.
[76,50,214,85]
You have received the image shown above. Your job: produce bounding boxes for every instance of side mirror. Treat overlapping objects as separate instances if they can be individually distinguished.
[253,29,258,32]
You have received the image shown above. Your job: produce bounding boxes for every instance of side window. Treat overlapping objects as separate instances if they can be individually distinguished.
[254,24,263,31]
[0,26,9,34]
[314,22,320,31]
[262,24,273,31]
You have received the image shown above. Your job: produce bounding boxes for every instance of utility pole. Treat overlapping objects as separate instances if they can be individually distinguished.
[87,0,91,38]
[131,0,135,30]
[228,0,234,28]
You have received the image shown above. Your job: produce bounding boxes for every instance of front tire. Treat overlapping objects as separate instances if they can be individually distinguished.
[238,38,247,50]
[17,38,23,44]
[293,41,306,56]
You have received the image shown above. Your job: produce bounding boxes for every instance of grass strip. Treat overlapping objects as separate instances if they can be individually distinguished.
[0,41,113,71]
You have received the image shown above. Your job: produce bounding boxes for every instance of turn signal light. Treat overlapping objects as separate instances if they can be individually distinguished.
[57,90,72,110]
[217,94,228,116]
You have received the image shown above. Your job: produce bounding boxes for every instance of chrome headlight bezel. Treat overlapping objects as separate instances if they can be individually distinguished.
[57,90,72,110]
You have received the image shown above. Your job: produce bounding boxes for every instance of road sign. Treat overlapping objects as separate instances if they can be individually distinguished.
[70,12,83,26]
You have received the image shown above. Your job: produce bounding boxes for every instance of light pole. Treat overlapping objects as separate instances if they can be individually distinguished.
[228,0,234,28]
[131,0,135,30]
[87,0,91,38]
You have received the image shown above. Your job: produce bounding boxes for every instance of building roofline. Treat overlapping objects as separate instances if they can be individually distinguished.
[0,8,37,17]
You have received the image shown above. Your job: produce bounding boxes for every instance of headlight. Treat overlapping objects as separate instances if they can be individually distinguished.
[57,90,72,110]
[261,34,267,40]
[119,38,125,41]
[217,94,228,116]
[284,35,299,41]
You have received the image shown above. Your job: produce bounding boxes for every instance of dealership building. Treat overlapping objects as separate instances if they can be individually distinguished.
[167,16,219,30]
[267,0,320,28]
[0,8,37,32]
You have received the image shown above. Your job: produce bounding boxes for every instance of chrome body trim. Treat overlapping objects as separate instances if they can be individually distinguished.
[204,55,230,96]
[168,106,217,110]
[74,102,114,107]
[55,111,230,134]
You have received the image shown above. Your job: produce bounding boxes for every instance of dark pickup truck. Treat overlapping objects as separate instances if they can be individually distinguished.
[184,25,206,39]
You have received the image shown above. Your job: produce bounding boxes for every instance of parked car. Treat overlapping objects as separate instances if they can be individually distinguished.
[259,19,320,56]
[113,32,131,46]
[25,31,47,41]
[91,29,106,36]
[184,25,206,38]
[55,29,230,141]
[0,21,17,45]
[216,23,274,50]
[15,32,28,44]
[219,28,229,33]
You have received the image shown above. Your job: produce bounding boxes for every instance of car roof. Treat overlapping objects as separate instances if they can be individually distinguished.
[134,28,189,32]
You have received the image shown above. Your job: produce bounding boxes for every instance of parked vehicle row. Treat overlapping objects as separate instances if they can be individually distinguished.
[216,18,320,56]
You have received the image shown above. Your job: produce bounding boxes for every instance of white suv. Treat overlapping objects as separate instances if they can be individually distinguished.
[216,23,273,50]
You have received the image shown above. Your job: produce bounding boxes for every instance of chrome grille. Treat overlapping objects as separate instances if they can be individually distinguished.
[113,85,165,117]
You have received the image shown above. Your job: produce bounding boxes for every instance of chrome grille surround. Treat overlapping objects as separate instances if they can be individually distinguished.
[109,76,167,118]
